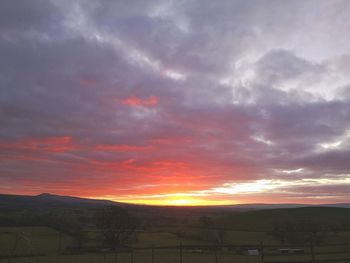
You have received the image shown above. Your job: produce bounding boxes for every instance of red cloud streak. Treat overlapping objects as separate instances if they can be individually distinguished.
[121,95,158,107]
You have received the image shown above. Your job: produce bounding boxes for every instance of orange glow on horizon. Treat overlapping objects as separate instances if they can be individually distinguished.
[91,195,237,206]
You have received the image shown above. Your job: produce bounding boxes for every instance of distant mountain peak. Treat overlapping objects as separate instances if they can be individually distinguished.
[37,193,53,197]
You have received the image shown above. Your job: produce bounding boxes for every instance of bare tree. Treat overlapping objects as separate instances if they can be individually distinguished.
[95,206,138,251]
[70,225,87,251]
[269,219,330,245]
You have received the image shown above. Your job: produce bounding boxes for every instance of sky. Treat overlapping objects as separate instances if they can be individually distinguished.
[1,0,350,206]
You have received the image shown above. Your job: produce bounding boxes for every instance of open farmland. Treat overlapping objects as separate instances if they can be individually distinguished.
[1,205,350,263]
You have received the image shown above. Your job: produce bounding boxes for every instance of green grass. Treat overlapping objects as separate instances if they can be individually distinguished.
[1,226,350,263]
[2,250,350,263]
[219,207,350,231]
[1,206,350,262]
[0,251,261,263]
[0,227,72,256]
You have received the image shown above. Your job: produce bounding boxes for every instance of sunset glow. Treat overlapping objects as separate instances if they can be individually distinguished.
[1,0,350,205]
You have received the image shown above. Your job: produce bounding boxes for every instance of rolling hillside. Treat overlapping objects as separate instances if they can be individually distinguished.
[220,206,350,231]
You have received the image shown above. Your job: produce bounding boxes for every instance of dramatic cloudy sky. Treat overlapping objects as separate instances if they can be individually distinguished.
[1,0,350,205]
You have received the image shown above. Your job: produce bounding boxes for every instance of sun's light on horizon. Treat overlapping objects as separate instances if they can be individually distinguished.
[86,176,350,206]
[91,194,237,206]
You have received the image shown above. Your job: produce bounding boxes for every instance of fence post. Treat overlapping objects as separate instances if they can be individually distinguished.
[215,251,218,263]
[310,244,316,263]
[179,242,183,263]
[131,249,134,263]
[115,251,118,263]
[10,233,19,261]
[151,245,155,263]
[260,241,264,263]
[103,252,106,263]
[57,231,62,255]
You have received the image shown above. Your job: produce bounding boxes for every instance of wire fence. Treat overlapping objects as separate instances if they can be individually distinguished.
[2,242,350,263]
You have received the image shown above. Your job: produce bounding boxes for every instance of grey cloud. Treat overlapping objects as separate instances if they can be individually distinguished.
[1,0,350,200]
[254,49,324,86]
[293,149,350,174]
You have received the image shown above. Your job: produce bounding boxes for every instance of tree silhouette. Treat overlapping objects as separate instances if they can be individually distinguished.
[95,206,138,251]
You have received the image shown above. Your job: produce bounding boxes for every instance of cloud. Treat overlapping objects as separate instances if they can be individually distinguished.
[0,0,350,204]
[121,95,158,107]
[0,0,62,34]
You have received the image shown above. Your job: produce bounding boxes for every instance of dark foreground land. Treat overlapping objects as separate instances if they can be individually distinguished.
[1,193,350,263]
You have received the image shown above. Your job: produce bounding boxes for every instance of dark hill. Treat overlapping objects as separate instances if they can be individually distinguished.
[0,193,118,210]
[220,206,350,231]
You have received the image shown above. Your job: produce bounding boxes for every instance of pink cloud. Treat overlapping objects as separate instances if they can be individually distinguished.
[79,77,97,86]
[0,136,76,154]
[121,95,158,107]
[95,144,153,152]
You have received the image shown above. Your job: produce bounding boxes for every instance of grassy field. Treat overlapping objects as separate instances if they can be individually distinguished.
[0,251,262,263]
[1,226,350,263]
[218,207,350,231]
[1,248,350,263]
[0,227,73,256]
[1,205,350,262]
